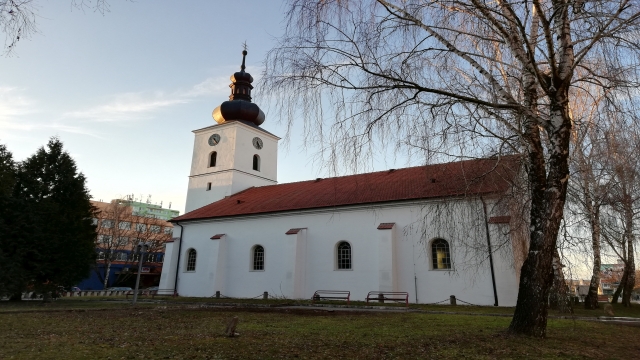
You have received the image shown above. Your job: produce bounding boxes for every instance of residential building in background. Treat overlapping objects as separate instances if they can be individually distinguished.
[600,261,625,296]
[76,200,177,290]
[119,198,180,221]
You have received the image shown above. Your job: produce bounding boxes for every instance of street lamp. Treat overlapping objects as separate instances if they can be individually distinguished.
[132,241,151,305]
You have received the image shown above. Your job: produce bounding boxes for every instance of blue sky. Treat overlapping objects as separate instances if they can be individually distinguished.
[1,0,413,214]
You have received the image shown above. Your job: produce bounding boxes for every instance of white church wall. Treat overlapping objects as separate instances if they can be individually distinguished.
[231,124,278,181]
[185,172,235,213]
[168,200,519,306]
[488,223,520,306]
[178,234,218,297]
[158,240,178,295]
[190,125,238,176]
[185,122,278,213]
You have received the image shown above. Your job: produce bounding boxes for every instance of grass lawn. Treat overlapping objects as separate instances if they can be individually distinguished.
[1,302,638,359]
[569,302,640,318]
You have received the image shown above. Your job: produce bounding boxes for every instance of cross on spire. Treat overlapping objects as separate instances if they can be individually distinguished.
[241,42,248,72]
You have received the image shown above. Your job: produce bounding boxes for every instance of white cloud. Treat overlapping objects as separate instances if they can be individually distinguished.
[185,75,231,98]
[0,87,38,131]
[63,92,191,122]
[0,74,241,137]
[63,76,232,122]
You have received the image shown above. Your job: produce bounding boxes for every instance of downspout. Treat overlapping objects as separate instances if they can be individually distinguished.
[412,242,418,303]
[480,197,499,306]
[173,221,184,297]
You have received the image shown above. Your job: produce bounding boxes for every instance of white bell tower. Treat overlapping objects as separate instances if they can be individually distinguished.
[184,50,279,213]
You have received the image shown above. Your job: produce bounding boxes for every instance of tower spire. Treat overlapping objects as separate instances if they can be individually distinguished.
[212,46,266,126]
[241,42,248,72]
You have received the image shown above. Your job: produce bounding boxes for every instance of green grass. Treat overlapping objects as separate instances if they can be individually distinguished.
[5,297,638,318]
[567,302,640,318]
[0,301,638,359]
[0,298,158,314]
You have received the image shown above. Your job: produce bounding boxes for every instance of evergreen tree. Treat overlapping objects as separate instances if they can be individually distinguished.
[11,138,97,297]
[0,143,24,298]
[0,144,37,300]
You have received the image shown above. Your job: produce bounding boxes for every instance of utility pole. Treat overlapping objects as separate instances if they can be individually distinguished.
[132,241,150,305]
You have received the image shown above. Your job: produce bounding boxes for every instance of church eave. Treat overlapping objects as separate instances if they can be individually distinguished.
[169,190,506,224]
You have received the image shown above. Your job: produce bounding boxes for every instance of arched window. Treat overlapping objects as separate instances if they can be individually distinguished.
[336,241,351,270]
[253,154,260,171]
[431,239,451,270]
[186,249,197,271]
[252,245,264,271]
[209,151,217,167]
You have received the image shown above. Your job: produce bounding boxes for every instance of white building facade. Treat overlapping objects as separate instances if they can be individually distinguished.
[159,51,522,306]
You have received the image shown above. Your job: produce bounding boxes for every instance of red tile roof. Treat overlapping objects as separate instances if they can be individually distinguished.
[285,228,305,235]
[377,223,396,230]
[173,156,519,222]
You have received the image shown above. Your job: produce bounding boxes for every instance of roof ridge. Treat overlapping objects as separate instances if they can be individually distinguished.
[228,154,520,194]
[173,155,520,222]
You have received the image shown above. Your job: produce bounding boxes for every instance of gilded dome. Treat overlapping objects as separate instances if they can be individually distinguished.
[212,50,265,126]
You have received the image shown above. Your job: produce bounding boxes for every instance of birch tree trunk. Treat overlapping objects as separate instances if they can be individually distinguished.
[583,203,601,309]
[264,0,640,337]
[103,259,112,290]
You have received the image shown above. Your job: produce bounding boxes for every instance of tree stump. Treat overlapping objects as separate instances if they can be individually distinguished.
[604,304,614,317]
[225,316,239,337]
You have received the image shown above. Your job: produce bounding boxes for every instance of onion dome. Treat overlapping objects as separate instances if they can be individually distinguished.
[212,50,265,126]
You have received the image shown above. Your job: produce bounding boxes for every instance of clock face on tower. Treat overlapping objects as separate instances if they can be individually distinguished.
[208,134,221,146]
[252,137,263,150]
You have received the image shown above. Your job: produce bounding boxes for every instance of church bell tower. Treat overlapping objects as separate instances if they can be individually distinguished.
[184,50,279,213]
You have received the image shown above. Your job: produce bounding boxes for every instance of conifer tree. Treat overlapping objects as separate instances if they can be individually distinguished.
[0,143,27,299]
[11,138,97,297]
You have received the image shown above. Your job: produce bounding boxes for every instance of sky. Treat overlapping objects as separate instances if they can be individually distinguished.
[0,0,413,215]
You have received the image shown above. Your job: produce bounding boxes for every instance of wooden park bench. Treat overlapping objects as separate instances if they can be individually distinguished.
[311,290,351,304]
[597,294,610,302]
[366,291,409,306]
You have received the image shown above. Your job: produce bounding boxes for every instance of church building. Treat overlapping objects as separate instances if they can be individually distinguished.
[159,51,522,306]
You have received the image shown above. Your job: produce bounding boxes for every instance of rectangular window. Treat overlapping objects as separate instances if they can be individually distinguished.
[101,219,114,228]
[164,227,172,234]
[97,251,105,260]
[118,221,131,230]
[117,237,129,246]
[92,218,98,226]
[98,235,112,245]
[206,182,212,191]
[150,225,161,233]
[135,223,146,232]
[253,247,264,271]
[116,252,128,261]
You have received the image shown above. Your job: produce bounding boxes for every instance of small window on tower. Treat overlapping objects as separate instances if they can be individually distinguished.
[253,154,260,171]
[209,151,217,167]
[207,182,212,191]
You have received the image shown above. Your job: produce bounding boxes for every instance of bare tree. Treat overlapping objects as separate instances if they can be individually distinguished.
[129,210,172,263]
[599,119,640,307]
[263,0,640,336]
[566,91,611,310]
[93,199,172,289]
[1,0,117,55]
[93,200,135,289]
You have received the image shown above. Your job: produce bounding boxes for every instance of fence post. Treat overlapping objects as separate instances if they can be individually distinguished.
[215,291,220,299]
[450,295,457,306]
[378,293,385,303]
[263,291,268,300]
